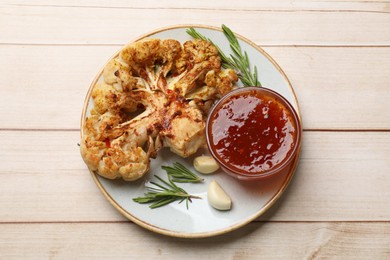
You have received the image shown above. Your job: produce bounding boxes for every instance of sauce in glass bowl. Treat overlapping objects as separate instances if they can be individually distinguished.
[206,87,301,180]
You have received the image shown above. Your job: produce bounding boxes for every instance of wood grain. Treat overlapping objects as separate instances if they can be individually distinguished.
[1,0,389,256]
[1,130,389,222]
[1,5,389,45]
[1,222,390,258]
[1,45,389,130]
[5,0,390,13]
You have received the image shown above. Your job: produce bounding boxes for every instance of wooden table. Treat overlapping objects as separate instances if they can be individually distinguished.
[1,0,390,258]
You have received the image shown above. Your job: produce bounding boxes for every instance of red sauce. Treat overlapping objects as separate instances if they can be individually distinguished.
[209,89,297,174]
[104,138,111,148]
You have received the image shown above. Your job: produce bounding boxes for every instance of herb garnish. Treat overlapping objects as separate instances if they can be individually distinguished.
[133,174,201,209]
[162,162,203,183]
[186,24,261,87]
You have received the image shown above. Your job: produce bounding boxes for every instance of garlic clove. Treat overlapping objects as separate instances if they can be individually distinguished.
[193,156,219,174]
[207,180,232,211]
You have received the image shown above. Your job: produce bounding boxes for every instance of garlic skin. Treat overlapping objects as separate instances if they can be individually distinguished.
[207,180,232,211]
[193,156,220,174]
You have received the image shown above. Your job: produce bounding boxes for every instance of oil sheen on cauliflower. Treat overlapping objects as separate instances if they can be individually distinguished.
[80,38,238,181]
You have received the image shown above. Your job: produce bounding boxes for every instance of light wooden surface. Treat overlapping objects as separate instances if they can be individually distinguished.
[1,0,390,258]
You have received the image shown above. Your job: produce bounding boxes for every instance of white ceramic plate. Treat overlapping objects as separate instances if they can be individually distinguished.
[81,25,301,238]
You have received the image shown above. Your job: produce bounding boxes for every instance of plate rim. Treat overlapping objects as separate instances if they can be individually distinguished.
[80,24,302,238]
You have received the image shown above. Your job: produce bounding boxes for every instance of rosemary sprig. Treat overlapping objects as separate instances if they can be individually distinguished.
[162,162,203,183]
[186,24,261,87]
[133,175,201,209]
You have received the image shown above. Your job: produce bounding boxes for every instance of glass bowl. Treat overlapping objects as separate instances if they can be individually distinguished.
[206,87,302,181]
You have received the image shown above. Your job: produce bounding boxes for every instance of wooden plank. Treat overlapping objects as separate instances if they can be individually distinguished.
[265,46,390,130]
[262,131,390,221]
[0,130,389,222]
[1,222,390,258]
[0,130,125,222]
[5,0,390,13]
[1,5,389,45]
[0,45,116,130]
[1,45,389,130]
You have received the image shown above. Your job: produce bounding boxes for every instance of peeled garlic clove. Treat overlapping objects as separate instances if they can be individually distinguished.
[207,180,232,211]
[193,156,219,174]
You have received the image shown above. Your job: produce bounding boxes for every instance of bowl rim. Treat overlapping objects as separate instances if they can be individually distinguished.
[206,86,302,180]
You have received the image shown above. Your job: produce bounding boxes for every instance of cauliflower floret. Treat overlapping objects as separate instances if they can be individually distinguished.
[120,38,161,66]
[81,38,238,181]
[103,58,137,91]
[184,39,219,63]
[92,82,138,114]
[185,69,238,100]
[205,68,238,96]
[159,100,206,158]
[171,40,222,96]
[159,39,182,66]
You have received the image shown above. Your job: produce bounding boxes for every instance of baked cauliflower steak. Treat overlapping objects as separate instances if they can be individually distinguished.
[80,38,238,181]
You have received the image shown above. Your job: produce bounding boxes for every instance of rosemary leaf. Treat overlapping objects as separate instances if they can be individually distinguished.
[132,174,201,209]
[150,197,177,209]
[162,162,203,183]
[186,25,261,87]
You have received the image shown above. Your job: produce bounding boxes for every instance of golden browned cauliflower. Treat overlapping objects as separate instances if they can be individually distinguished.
[80,38,238,181]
